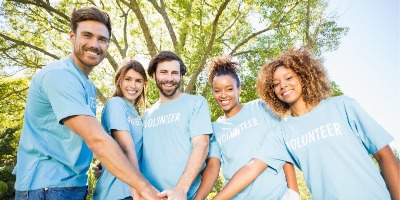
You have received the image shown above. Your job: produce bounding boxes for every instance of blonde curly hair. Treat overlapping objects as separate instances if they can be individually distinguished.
[256,47,331,118]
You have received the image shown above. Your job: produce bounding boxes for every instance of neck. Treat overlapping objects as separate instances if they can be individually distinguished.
[224,104,243,118]
[290,100,318,117]
[159,90,182,103]
[69,54,92,78]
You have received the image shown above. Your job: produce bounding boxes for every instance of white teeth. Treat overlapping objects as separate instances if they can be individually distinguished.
[283,90,292,96]
[85,50,99,55]
[127,90,137,95]
[221,100,229,105]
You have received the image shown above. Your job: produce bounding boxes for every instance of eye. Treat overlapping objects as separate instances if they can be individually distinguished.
[99,37,109,43]
[272,82,280,88]
[286,76,292,81]
[213,89,221,93]
[124,77,132,81]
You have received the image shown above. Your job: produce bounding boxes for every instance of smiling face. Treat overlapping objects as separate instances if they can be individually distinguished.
[69,20,109,75]
[120,69,145,105]
[154,60,182,100]
[212,75,241,118]
[272,66,304,107]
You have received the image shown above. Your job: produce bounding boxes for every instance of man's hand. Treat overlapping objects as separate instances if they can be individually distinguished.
[141,186,167,200]
[92,162,103,179]
[157,187,187,200]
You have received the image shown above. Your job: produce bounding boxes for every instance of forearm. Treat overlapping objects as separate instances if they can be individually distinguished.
[283,162,299,193]
[176,137,209,192]
[213,159,267,200]
[374,146,400,200]
[64,116,152,193]
[194,157,221,200]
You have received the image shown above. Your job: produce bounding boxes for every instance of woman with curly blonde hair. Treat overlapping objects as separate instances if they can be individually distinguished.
[214,47,399,200]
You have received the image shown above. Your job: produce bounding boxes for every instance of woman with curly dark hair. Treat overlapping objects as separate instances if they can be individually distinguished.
[214,47,399,200]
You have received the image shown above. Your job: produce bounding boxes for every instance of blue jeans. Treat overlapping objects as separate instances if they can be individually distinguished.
[15,186,87,200]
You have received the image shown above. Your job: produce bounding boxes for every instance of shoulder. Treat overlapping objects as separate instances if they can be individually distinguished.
[323,95,357,107]
[39,58,83,84]
[182,93,207,102]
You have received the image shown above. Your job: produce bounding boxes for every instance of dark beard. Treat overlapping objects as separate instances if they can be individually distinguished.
[155,78,181,98]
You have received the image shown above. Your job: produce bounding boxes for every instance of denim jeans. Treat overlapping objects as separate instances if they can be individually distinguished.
[15,186,87,200]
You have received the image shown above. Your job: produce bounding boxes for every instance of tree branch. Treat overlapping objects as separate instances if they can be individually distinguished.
[148,0,179,51]
[0,33,59,60]
[0,87,29,101]
[96,87,107,105]
[229,1,300,55]
[120,0,158,57]
[185,0,232,94]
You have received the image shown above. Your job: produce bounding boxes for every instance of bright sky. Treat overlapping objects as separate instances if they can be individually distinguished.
[324,0,400,150]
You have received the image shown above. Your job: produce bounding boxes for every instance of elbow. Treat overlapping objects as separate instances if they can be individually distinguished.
[85,134,110,157]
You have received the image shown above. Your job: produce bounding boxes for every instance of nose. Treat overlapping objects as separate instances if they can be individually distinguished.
[165,73,173,81]
[279,80,288,89]
[221,90,227,98]
[87,37,100,48]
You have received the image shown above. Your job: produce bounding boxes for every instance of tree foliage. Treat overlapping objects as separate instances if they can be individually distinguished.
[0,0,349,198]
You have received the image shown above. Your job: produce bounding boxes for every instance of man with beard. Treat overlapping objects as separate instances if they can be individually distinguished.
[13,6,162,200]
[142,51,213,200]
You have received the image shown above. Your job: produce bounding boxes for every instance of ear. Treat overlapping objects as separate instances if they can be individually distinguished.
[238,85,242,95]
[69,31,75,42]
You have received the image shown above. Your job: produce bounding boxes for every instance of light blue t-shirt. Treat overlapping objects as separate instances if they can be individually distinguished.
[93,97,143,200]
[209,99,287,200]
[141,93,213,199]
[14,57,97,191]
[256,96,393,199]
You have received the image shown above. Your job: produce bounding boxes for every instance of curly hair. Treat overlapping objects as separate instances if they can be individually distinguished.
[207,55,240,87]
[113,59,147,113]
[256,47,331,118]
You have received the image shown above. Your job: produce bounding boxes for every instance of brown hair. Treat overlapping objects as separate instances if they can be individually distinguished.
[256,47,331,118]
[147,51,186,77]
[207,55,240,87]
[70,6,112,38]
[113,59,147,113]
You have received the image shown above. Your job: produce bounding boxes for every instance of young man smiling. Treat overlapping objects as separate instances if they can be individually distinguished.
[13,6,162,200]
[141,51,213,200]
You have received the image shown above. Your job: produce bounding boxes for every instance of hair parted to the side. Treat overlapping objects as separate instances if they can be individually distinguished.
[207,55,241,88]
[147,51,186,77]
[256,47,331,118]
[70,6,112,38]
[113,59,147,113]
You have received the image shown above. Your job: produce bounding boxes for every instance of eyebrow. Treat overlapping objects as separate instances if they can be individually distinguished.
[81,31,109,41]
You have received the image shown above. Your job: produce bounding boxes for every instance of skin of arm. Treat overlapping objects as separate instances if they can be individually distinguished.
[213,158,268,200]
[283,162,300,193]
[373,145,400,200]
[158,134,210,200]
[63,115,164,200]
[112,129,143,200]
[193,157,221,200]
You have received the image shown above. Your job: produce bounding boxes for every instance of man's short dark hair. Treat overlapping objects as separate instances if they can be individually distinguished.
[147,51,187,77]
[70,6,112,38]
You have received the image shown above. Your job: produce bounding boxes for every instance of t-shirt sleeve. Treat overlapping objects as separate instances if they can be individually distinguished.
[41,70,95,123]
[344,97,394,154]
[208,135,221,160]
[189,96,213,137]
[102,98,130,134]
[254,125,293,174]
